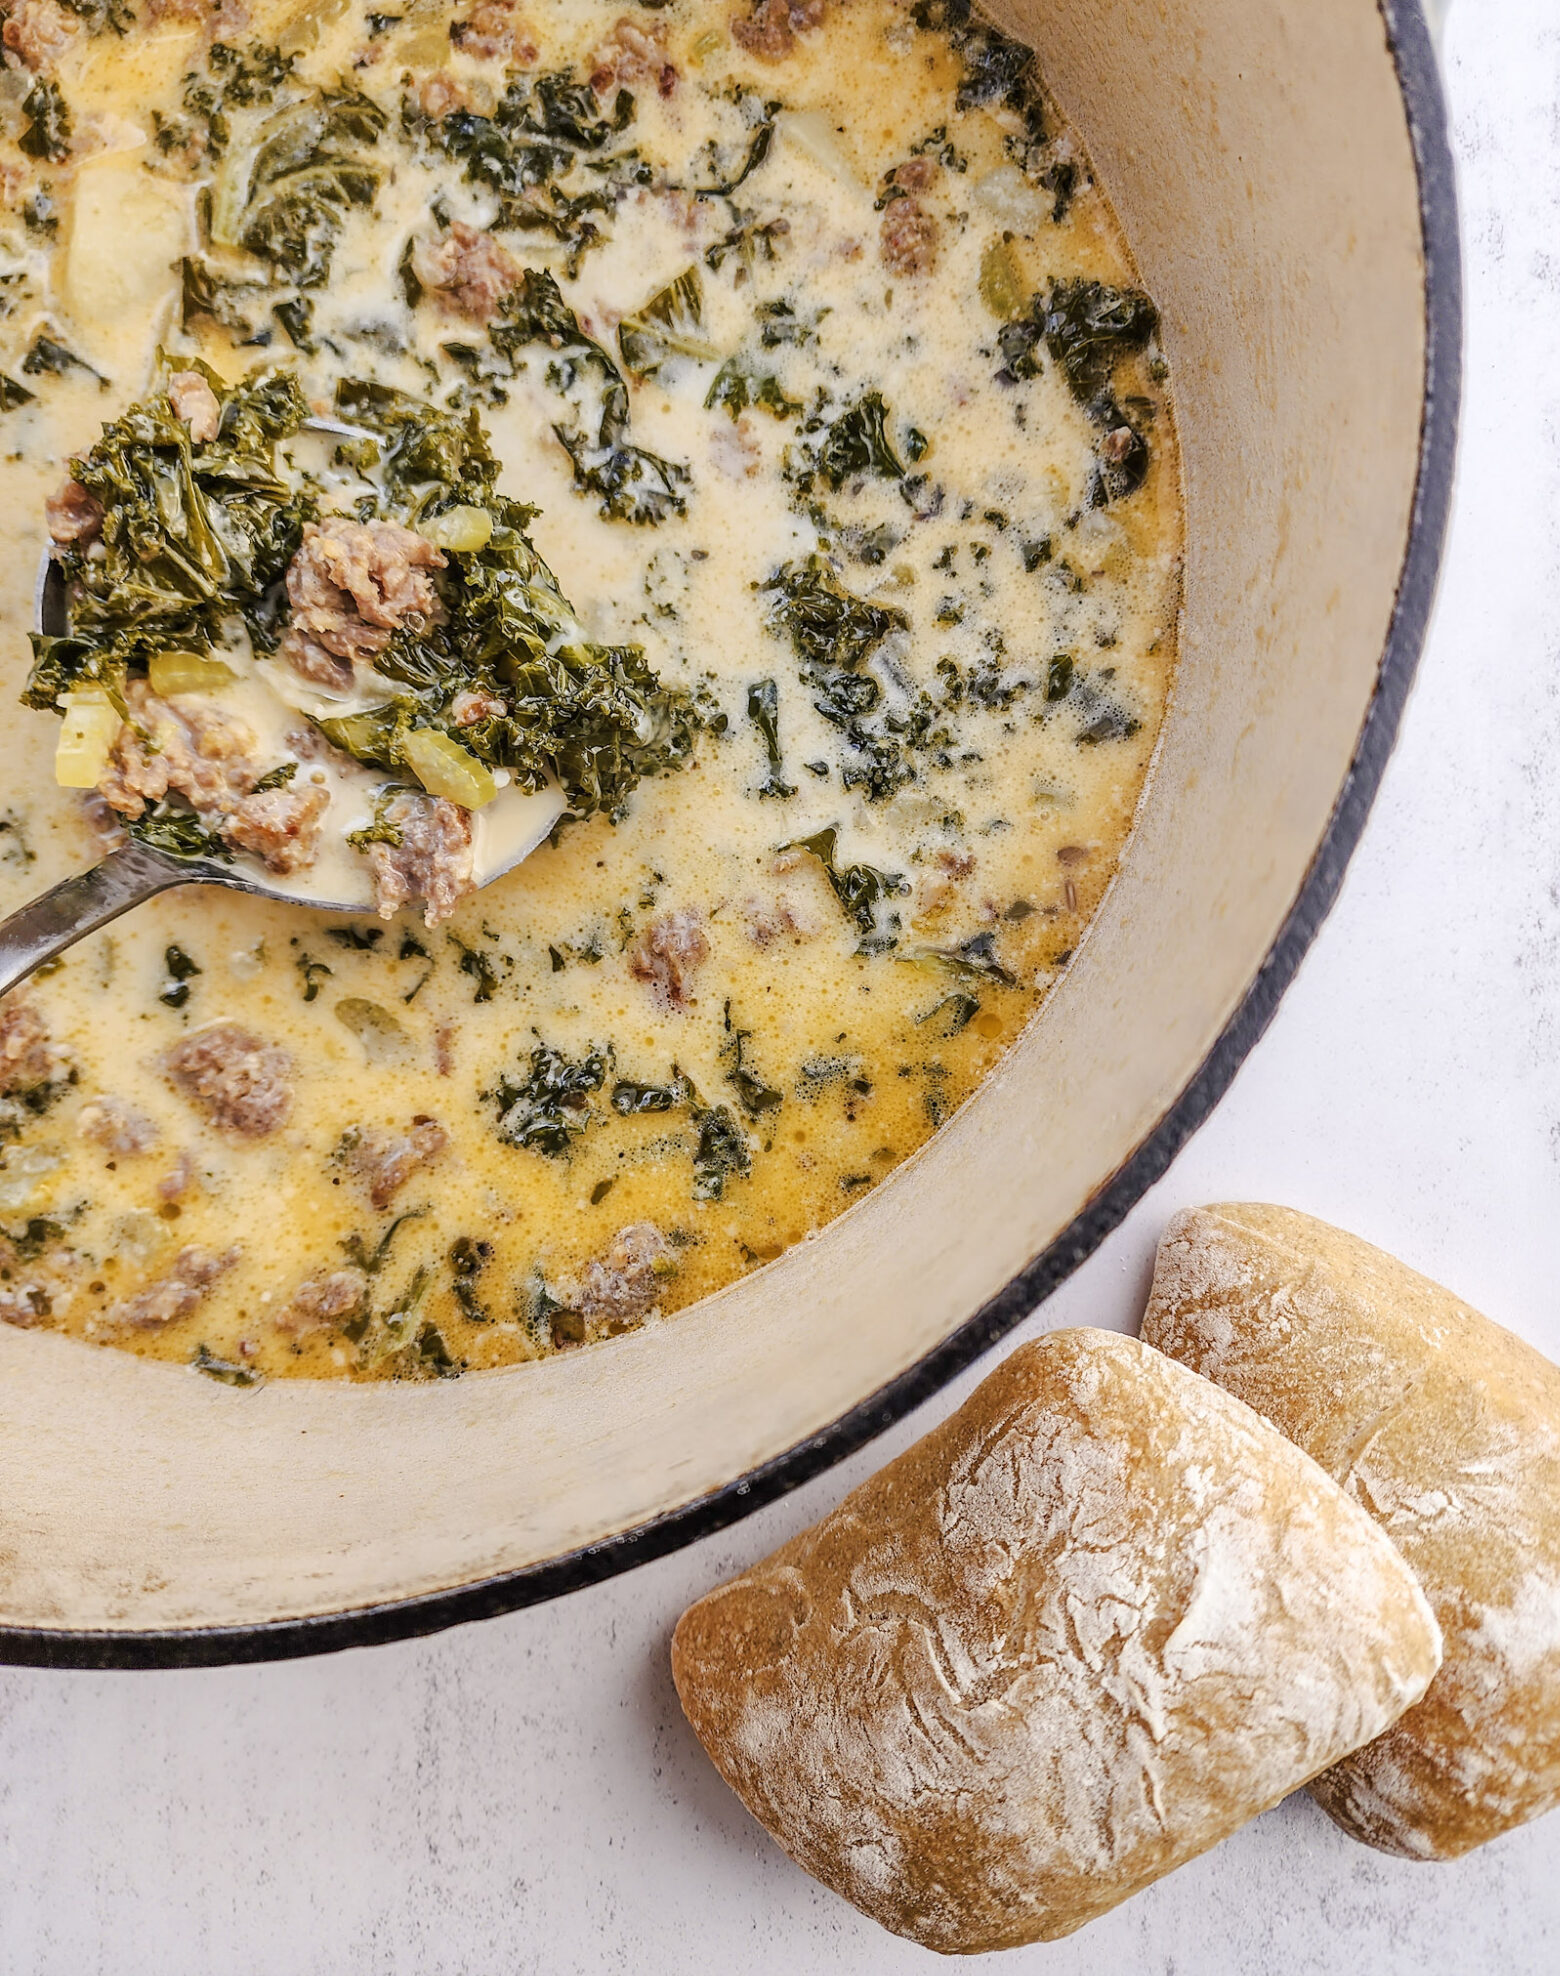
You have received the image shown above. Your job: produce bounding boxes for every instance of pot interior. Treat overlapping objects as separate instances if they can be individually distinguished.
[0,0,1433,1645]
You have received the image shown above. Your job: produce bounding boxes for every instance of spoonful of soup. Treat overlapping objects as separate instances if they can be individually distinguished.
[0,367,700,998]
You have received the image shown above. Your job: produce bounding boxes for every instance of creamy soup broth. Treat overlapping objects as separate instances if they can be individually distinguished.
[0,0,1180,1378]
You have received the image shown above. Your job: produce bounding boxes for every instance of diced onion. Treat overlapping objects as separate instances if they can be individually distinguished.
[54,692,120,789]
[775,111,859,186]
[400,727,498,809]
[422,505,493,554]
[335,997,415,1067]
[973,164,1049,234]
[148,650,238,697]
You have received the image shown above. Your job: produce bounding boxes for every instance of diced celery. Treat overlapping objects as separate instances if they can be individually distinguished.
[400,727,498,809]
[979,238,1026,322]
[422,505,494,554]
[54,692,120,789]
[148,650,238,697]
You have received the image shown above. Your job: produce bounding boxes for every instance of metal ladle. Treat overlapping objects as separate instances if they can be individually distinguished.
[0,455,563,997]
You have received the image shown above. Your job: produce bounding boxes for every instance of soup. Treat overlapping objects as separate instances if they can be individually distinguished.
[0,0,1180,1380]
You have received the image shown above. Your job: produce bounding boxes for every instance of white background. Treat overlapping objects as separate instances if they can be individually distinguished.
[3,2,1558,1969]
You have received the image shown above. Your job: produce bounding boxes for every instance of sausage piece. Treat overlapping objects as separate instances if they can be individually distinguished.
[165,1024,293,1138]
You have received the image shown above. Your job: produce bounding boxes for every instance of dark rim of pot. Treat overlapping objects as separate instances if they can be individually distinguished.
[2,0,1462,1670]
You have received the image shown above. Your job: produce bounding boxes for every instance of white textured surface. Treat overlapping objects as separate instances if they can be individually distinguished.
[2,4,1558,1968]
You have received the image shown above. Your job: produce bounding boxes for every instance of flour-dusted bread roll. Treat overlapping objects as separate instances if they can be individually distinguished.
[671,1328,1440,1952]
[1143,1203,1560,1861]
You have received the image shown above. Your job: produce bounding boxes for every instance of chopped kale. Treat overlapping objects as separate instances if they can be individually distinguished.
[298,379,703,817]
[617,266,717,377]
[205,83,386,291]
[998,280,1160,501]
[692,1103,750,1200]
[326,923,385,950]
[916,990,981,1034]
[685,99,781,198]
[447,931,500,1002]
[704,213,789,281]
[207,40,295,108]
[191,1344,263,1387]
[449,1236,492,1322]
[486,1041,609,1155]
[721,1009,783,1119]
[159,944,203,1010]
[0,376,36,414]
[296,952,333,1002]
[125,806,235,864]
[19,80,72,164]
[755,298,820,347]
[783,826,909,955]
[21,333,100,382]
[1035,280,1159,402]
[611,1075,684,1114]
[340,1208,424,1278]
[704,358,801,421]
[760,555,905,718]
[486,269,691,524]
[905,929,1017,986]
[23,366,313,713]
[414,69,641,274]
[747,679,796,800]
[804,391,906,489]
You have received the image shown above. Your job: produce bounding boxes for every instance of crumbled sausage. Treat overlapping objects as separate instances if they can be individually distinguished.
[879,161,940,277]
[280,518,446,692]
[451,0,537,62]
[743,894,819,947]
[277,1266,368,1336]
[450,687,508,726]
[165,1023,293,1138]
[365,791,475,927]
[45,477,104,547]
[0,1283,50,1328]
[104,1244,238,1330]
[166,370,221,444]
[589,15,677,97]
[914,846,976,923]
[1,0,78,71]
[157,1149,195,1202]
[223,780,330,875]
[342,1115,448,1210]
[410,220,522,323]
[78,1095,158,1156]
[0,996,61,1095]
[553,1223,672,1341]
[731,0,826,63]
[416,71,470,120]
[629,909,709,1011]
[97,681,264,823]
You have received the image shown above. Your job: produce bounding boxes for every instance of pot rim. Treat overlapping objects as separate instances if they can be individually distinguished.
[0,0,1462,1671]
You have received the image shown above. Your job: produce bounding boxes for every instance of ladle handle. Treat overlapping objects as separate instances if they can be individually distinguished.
[0,843,193,998]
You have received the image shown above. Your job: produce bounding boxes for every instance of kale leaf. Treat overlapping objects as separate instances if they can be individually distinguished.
[998,279,1160,502]
[322,380,703,815]
[617,266,718,376]
[747,678,795,800]
[783,826,909,955]
[692,1104,750,1199]
[704,357,800,421]
[490,269,690,523]
[485,1040,609,1155]
[19,80,71,164]
[23,366,313,710]
[413,70,642,274]
[804,391,906,490]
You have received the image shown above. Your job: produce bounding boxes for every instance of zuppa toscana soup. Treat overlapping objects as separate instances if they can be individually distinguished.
[0,0,1180,1380]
